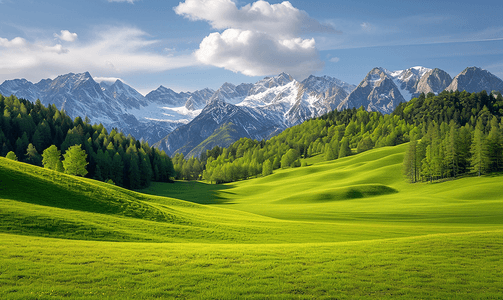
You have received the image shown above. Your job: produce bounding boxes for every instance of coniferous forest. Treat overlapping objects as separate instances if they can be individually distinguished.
[0,94,175,189]
[172,90,503,184]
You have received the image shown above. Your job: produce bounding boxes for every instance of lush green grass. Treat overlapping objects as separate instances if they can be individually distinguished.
[2,143,503,299]
[2,231,503,299]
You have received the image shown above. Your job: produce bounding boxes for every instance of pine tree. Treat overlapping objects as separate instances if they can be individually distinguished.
[403,139,418,183]
[324,143,336,161]
[444,121,459,178]
[487,117,502,172]
[25,143,42,166]
[470,121,489,176]
[338,137,350,158]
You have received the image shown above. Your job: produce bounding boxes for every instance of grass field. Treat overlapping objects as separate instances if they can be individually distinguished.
[1,143,503,299]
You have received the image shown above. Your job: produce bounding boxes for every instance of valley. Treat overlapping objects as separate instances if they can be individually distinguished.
[1,142,503,298]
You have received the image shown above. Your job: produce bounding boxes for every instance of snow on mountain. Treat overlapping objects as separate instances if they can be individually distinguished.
[340,66,456,114]
[4,67,498,157]
[387,66,432,101]
[338,67,405,114]
[208,82,253,105]
[157,73,356,156]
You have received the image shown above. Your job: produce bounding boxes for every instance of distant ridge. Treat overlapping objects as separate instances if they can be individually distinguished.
[1,66,501,156]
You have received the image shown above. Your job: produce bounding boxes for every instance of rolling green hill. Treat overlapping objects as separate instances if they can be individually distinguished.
[1,144,503,299]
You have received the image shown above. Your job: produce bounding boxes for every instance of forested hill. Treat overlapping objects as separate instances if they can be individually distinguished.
[171,90,503,184]
[0,94,175,189]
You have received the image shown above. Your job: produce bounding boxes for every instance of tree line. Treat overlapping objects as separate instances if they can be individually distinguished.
[403,108,503,182]
[0,94,175,189]
[171,90,503,184]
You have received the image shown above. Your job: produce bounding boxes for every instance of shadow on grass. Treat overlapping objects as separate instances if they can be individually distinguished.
[139,181,235,205]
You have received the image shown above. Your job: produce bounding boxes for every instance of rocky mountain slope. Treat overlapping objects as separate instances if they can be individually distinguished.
[339,66,455,114]
[1,66,501,157]
[445,67,503,94]
[155,73,356,157]
[0,72,215,143]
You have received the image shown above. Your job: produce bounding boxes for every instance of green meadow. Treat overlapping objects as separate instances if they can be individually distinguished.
[1,143,503,299]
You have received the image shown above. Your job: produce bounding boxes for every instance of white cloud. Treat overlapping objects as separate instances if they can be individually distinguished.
[195,28,323,78]
[0,26,198,83]
[329,57,340,63]
[54,30,78,42]
[174,0,336,79]
[174,0,338,39]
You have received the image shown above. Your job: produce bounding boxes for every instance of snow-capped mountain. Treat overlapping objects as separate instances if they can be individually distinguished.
[388,66,432,100]
[209,82,254,105]
[445,67,503,94]
[0,72,215,143]
[154,99,285,158]
[2,66,500,157]
[338,67,405,114]
[157,73,356,156]
[339,66,455,114]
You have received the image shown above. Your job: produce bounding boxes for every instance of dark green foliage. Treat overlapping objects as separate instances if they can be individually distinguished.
[200,91,503,185]
[0,94,175,189]
[402,92,503,182]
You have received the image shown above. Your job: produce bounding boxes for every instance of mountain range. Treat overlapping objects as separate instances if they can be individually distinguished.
[1,66,502,157]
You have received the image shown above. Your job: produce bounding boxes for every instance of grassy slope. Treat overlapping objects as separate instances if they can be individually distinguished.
[1,144,503,299]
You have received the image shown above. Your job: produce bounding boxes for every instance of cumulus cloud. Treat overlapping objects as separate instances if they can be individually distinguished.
[175,0,339,79]
[0,26,197,82]
[196,29,323,78]
[54,30,78,42]
[175,0,339,39]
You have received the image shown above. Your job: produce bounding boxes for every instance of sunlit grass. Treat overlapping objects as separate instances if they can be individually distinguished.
[1,142,503,299]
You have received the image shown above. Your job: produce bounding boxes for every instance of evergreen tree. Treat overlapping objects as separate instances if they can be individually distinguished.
[25,143,42,166]
[487,117,502,171]
[324,143,337,161]
[356,137,374,153]
[338,137,351,158]
[111,152,124,186]
[470,121,489,176]
[403,139,418,183]
[444,121,459,178]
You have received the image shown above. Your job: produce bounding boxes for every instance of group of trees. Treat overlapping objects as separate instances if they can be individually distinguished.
[0,94,175,189]
[400,90,503,182]
[172,90,503,185]
[403,117,503,182]
[197,106,415,184]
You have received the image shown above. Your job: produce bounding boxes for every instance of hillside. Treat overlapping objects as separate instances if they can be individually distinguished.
[2,142,503,298]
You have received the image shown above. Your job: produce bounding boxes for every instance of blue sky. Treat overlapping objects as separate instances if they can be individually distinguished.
[1,0,502,95]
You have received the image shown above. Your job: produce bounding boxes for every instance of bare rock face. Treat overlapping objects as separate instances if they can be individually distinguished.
[338,67,405,114]
[446,67,503,93]
[415,68,453,96]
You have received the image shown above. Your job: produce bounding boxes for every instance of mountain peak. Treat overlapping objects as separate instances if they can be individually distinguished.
[446,66,503,93]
